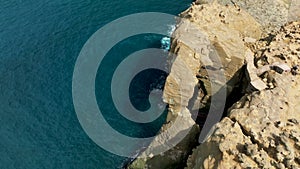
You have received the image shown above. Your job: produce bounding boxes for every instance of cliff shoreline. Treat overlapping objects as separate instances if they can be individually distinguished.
[128,1,300,168]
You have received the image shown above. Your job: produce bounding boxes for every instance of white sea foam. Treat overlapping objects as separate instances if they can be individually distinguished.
[167,24,176,36]
[160,37,171,50]
[160,24,175,51]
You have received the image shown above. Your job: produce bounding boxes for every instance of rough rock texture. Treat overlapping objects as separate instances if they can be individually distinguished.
[256,21,300,73]
[177,2,262,99]
[128,2,262,169]
[128,124,200,169]
[186,21,300,169]
[197,0,300,34]
[187,74,300,169]
[128,1,300,169]
[289,0,300,21]
[200,0,295,34]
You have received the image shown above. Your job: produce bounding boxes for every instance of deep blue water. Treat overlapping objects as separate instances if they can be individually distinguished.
[0,0,192,169]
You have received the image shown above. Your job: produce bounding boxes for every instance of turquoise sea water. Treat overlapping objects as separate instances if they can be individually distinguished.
[0,0,192,168]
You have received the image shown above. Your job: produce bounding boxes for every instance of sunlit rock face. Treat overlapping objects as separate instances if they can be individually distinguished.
[129,2,262,168]
[128,1,300,168]
[186,21,300,169]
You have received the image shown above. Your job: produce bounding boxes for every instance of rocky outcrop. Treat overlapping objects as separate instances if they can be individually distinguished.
[128,2,262,168]
[186,21,300,169]
[202,0,294,34]
[128,1,300,169]
[176,1,262,99]
[187,74,300,168]
[187,77,300,168]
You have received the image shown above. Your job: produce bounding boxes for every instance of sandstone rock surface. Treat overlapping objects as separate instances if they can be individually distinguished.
[210,0,296,34]
[128,1,300,169]
[185,21,300,169]
[128,2,262,168]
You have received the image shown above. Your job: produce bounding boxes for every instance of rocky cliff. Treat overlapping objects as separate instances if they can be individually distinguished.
[186,21,300,169]
[128,1,300,169]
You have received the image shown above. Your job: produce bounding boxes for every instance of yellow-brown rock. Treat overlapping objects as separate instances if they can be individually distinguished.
[128,2,262,169]
[185,21,300,169]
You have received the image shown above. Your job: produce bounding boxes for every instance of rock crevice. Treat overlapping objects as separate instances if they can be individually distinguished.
[127,1,300,169]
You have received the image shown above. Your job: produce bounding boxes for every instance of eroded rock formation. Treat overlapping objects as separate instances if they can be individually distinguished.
[128,1,300,169]
[186,21,300,169]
